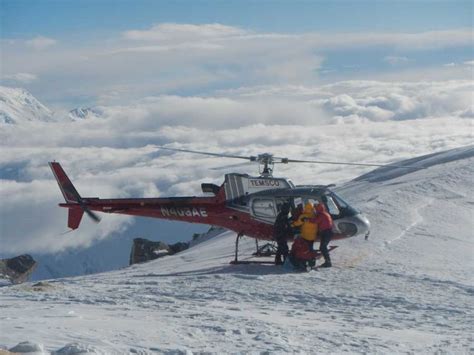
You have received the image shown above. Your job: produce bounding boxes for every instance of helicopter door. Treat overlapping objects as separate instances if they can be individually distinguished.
[250,197,277,223]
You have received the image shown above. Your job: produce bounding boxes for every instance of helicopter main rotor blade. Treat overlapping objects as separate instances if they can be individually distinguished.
[156,146,422,170]
[210,162,255,171]
[278,158,421,169]
[156,146,252,161]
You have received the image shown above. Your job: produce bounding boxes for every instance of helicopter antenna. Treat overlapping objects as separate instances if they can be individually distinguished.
[155,146,423,176]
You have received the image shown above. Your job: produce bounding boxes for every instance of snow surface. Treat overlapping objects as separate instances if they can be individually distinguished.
[0,146,472,353]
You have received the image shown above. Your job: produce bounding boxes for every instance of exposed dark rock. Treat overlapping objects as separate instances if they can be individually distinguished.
[129,238,190,265]
[168,242,189,254]
[0,254,37,284]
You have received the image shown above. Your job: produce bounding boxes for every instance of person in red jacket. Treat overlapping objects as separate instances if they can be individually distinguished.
[313,202,334,267]
[288,236,318,271]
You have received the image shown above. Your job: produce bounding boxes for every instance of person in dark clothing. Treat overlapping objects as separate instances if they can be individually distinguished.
[291,203,303,222]
[290,203,303,236]
[313,203,334,267]
[273,203,292,265]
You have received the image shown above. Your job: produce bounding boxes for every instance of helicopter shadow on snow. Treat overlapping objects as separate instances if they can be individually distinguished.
[133,262,295,279]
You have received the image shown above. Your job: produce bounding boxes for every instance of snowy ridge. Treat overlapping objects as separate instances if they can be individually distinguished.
[0,146,473,353]
[0,86,54,124]
[0,86,103,124]
[353,145,474,183]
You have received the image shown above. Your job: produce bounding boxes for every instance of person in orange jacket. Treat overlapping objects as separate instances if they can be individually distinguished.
[313,202,334,267]
[288,235,319,271]
[291,202,318,247]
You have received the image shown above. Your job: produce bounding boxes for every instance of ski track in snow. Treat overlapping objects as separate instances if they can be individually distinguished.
[385,197,435,245]
[1,147,473,354]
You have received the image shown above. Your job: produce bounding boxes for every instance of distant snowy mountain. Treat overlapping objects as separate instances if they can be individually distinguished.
[0,86,103,124]
[0,86,55,124]
[0,146,472,353]
[68,107,102,121]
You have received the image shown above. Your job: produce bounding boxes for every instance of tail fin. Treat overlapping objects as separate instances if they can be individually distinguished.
[49,162,85,230]
[68,208,84,230]
[49,162,82,203]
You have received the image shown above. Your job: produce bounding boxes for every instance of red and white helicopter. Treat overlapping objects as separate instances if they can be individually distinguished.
[50,147,417,262]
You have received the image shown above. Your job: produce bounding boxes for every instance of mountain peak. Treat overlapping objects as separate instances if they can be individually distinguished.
[68,107,102,121]
[0,86,54,124]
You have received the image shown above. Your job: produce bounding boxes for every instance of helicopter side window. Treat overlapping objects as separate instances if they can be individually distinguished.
[252,198,277,218]
[293,197,303,207]
[276,198,292,212]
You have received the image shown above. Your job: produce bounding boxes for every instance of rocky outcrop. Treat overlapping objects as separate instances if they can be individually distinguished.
[0,254,37,284]
[168,242,189,255]
[129,238,190,265]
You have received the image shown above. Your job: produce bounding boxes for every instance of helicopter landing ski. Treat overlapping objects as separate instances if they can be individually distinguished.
[230,246,339,266]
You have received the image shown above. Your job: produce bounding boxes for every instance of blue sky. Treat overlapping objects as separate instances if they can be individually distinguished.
[2,0,472,37]
[1,0,472,107]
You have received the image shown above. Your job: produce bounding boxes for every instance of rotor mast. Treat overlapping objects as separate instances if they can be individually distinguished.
[254,153,275,177]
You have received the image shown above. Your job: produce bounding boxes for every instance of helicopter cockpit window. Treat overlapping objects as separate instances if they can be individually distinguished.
[322,195,340,216]
[331,194,348,209]
[329,192,359,216]
[252,198,276,218]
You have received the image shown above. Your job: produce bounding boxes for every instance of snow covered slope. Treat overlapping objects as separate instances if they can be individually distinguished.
[0,86,55,124]
[0,146,472,353]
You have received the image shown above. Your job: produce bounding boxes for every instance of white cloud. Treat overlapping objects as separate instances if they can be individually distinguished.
[1,25,472,107]
[122,24,472,51]
[384,56,410,65]
[25,36,57,50]
[1,79,473,255]
[0,179,133,254]
[463,60,474,66]
[300,29,473,51]
[321,80,473,122]
[123,23,248,42]
[1,72,38,84]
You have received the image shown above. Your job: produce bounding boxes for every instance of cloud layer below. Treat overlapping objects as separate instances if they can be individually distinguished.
[1,78,473,255]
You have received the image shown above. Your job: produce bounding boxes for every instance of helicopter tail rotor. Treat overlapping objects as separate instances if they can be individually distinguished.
[49,162,101,229]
